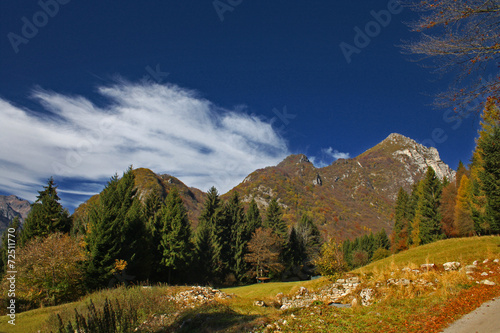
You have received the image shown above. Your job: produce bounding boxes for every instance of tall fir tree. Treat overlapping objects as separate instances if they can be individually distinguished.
[83,168,150,289]
[194,186,222,283]
[479,125,500,234]
[226,192,251,282]
[264,198,287,239]
[246,198,262,233]
[155,188,192,284]
[470,98,500,233]
[20,178,71,246]
[392,188,411,252]
[411,167,443,246]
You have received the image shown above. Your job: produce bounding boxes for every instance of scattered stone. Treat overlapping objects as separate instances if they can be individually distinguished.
[443,262,461,271]
[481,272,489,276]
[254,300,266,307]
[360,288,374,306]
[483,259,489,264]
[166,286,231,308]
[473,260,479,266]
[480,280,496,286]
[465,265,477,274]
[421,263,437,271]
[351,298,358,307]
[493,259,499,264]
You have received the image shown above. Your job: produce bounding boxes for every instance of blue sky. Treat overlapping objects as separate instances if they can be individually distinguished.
[0,0,482,211]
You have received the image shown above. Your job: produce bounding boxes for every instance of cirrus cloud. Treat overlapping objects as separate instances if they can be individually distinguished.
[0,82,289,209]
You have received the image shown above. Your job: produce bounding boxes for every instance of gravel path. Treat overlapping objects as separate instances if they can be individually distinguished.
[441,297,500,333]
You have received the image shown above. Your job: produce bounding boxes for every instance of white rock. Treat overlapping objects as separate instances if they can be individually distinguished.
[480,280,496,286]
[443,262,461,271]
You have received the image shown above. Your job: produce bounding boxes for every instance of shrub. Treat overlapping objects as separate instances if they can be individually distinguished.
[2,233,86,310]
[314,239,347,277]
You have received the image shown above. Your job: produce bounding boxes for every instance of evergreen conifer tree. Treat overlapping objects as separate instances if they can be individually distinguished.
[392,188,410,252]
[20,178,71,246]
[154,188,192,284]
[479,125,500,234]
[83,168,150,289]
[194,186,222,283]
[264,198,287,239]
[411,167,443,245]
[246,198,262,233]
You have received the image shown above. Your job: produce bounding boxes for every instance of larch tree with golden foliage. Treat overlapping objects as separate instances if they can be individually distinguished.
[454,175,475,236]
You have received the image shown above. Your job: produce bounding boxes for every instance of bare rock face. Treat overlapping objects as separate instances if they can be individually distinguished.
[386,133,456,183]
[0,195,31,232]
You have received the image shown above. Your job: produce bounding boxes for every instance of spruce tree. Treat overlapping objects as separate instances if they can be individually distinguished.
[83,168,150,289]
[264,198,287,239]
[194,186,222,283]
[155,188,192,284]
[246,198,262,233]
[226,192,250,282]
[411,167,443,245]
[392,188,410,252]
[479,125,500,234]
[20,178,71,246]
[470,99,500,233]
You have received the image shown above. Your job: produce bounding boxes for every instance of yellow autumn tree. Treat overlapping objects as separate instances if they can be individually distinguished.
[454,175,475,237]
[3,233,86,310]
[315,239,347,278]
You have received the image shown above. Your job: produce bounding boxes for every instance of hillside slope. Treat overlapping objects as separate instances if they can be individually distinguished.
[227,133,455,238]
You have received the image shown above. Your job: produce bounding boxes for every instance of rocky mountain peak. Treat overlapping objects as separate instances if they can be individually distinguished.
[371,133,456,182]
[277,154,314,168]
[0,195,31,233]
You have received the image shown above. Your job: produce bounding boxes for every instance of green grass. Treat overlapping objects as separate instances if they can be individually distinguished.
[355,236,500,274]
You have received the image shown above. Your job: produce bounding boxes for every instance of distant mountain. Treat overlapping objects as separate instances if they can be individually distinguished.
[72,168,206,228]
[0,195,31,233]
[226,133,455,239]
[73,133,455,240]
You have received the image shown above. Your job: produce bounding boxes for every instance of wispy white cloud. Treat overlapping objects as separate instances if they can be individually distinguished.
[311,147,350,168]
[323,147,350,160]
[0,82,289,208]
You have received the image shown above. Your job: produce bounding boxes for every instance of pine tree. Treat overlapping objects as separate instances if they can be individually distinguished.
[194,186,222,283]
[470,98,500,233]
[375,229,390,250]
[225,192,250,282]
[155,188,192,284]
[246,198,262,233]
[454,175,475,236]
[20,178,71,246]
[479,125,500,234]
[264,198,287,239]
[411,167,444,245]
[83,168,150,289]
[392,188,411,252]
